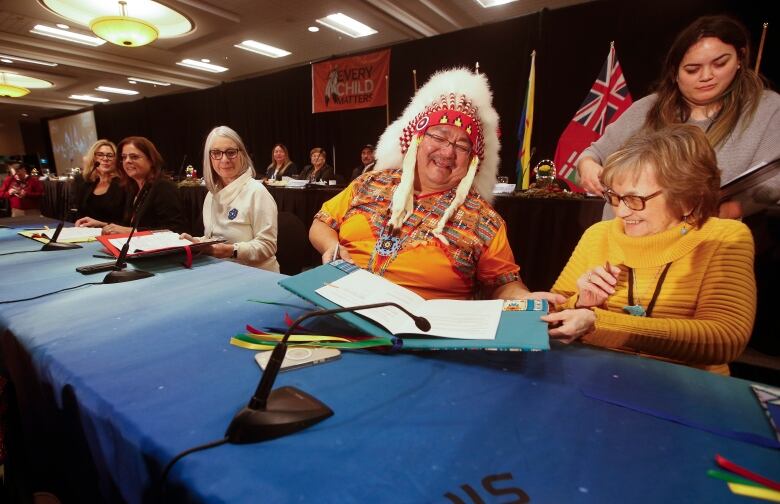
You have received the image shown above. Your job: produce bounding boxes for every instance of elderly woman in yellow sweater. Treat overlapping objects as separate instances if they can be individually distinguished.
[544,124,756,374]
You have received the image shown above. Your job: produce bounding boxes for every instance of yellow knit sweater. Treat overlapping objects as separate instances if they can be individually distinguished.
[552,218,756,374]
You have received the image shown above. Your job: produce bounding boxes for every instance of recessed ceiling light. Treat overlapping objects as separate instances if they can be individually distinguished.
[308,26,319,33]
[21,113,29,117]
[0,54,58,67]
[201,58,210,63]
[95,85,139,95]
[176,59,228,73]
[475,0,518,6]
[70,94,110,102]
[0,59,12,64]
[56,23,70,29]
[30,24,106,46]
[127,77,171,86]
[234,40,291,58]
[316,13,377,38]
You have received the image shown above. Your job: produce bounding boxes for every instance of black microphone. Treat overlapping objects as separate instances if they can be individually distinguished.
[225,301,430,444]
[41,220,81,251]
[102,182,155,284]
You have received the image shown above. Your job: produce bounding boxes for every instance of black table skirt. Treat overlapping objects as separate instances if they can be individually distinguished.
[43,179,603,291]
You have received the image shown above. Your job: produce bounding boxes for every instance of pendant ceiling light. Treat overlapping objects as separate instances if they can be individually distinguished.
[90,1,158,47]
[0,73,30,98]
[39,0,193,49]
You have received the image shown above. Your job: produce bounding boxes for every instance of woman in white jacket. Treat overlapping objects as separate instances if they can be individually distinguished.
[183,126,280,272]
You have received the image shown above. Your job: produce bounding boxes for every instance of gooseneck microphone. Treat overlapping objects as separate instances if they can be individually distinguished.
[103,182,155,284]
[225,302,430,444]
[41,220,81,251]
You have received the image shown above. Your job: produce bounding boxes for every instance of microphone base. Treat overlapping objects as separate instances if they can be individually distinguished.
[41,242,82,251]
[225,386,333,444]
[102,269,154,284]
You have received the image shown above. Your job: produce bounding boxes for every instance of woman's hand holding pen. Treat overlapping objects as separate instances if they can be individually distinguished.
[321,241,354,265]
[575,261,622,308]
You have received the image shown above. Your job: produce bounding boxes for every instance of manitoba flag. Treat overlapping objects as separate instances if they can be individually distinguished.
[554,43,632,190]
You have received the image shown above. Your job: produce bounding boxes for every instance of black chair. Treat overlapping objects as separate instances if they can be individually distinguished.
[276,211,308,275]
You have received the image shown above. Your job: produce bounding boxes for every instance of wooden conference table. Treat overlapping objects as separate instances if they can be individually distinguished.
[0,217,778,503]
[42,179,604,290]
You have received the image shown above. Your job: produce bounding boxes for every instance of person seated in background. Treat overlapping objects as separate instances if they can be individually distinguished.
[299,147,335,182]
[576,15,780,219]
[545,125,756,375]
[350,144,376,181]
[76,136,185,234]
[310,68,564,303]
[181,126,279,271]
[0,163,43,217]
[264,143,299,181]
[73,139,127,225]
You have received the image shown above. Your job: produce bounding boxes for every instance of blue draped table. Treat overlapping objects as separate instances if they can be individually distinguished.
[1,217,777,503]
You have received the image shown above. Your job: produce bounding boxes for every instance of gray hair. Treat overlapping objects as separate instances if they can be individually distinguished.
[202,125,255,193]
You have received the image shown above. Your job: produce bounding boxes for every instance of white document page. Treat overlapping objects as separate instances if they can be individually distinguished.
[315,269,502,340]
[107,231,193,252]
[41,227,102,240]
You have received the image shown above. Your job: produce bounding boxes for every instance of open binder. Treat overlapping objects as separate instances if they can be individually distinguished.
[96,230,223,260]
[278,261,550,351]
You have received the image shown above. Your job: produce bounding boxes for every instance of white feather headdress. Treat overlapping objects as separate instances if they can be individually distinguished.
[374,67,500,203]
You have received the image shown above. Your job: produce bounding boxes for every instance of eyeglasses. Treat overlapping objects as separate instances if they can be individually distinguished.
[120,154,145,162]
[210,148,240,160]
[95,152,115,159]
[424,132,471,155]
[603,188,663,211]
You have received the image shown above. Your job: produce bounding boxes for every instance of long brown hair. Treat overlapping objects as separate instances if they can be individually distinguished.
[644,15,765,148]
[117,136,165,187]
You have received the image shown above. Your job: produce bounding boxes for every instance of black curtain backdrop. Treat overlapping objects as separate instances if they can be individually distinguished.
[53,0,774,183]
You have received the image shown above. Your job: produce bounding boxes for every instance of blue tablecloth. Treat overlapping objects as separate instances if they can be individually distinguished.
[1,219,778,503]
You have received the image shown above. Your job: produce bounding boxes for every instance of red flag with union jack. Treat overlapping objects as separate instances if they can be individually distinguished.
[554,42,632,190]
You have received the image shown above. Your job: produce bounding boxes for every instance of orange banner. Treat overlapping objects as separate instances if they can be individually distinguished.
[312,49,390,113]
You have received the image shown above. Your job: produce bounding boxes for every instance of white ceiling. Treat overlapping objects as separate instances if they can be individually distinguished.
[0,0,590,121]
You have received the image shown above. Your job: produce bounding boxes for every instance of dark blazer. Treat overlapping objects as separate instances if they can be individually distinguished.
[299,164,334,182]
[77,177,127,224]
[123,178,186,233]
[264,162,299,180]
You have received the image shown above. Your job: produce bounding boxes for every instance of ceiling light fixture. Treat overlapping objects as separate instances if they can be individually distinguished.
[95,85,139,95]
[70,94,110,103]
[90,1,159,47]
[0,59,12,64]
[234,40,291,58]
[0,72,30,98]
[127,77,170,86]
[315,13,377,38]
[308,26,319,33]
[0,54,58,67]
[30,24,106,46]
[41,0,192,48]
[176,59,228,73]
[56,23,70,29]
[474,0,519,7]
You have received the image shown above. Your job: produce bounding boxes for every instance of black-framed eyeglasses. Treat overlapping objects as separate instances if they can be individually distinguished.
[95,152,115,159]
[210,148,240,160]
[424,132,471,155]
[603,188,663,211]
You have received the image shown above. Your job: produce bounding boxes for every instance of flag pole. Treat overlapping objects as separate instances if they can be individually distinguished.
[755,22,768,73]
[385,74,390,126]
[412,69,417,92]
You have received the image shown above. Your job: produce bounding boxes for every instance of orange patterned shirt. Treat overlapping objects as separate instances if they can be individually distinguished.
[315,169,520,300]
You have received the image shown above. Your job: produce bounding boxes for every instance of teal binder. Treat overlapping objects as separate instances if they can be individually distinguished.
[278,261,550,351]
